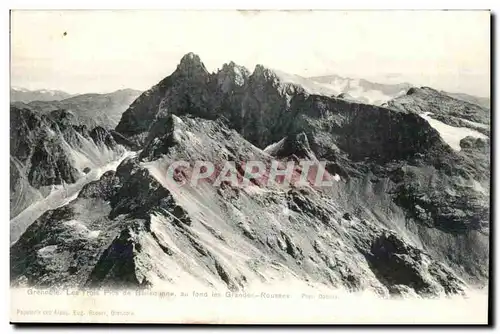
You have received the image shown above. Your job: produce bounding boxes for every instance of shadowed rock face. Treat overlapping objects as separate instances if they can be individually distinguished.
[11,107,79,189]
[10,106,124,188]
[10,53,489,295]
[116,53,214,139]
[117,54,306,148]
[10,105,128,221]
[116,57,451,165]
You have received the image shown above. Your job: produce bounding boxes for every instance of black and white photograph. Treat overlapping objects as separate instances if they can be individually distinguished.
[9,9,491,324]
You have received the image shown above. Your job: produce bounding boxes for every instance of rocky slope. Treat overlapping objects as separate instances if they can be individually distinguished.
[10,105,131,243]
[11,53,490,296]
[13,89,142,128]
[385,87,490,125]
[11,114,467,296]
[384,87,490,141]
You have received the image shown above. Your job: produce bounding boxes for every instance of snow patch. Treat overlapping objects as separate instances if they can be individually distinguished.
[243,185,271,195]
[61,132,126,173]
[64,219,88,231]
[63,220,101,238]
[233,66,245,86]
[264,137,286,154]
[45,128,57,137]
[10,151,136,245]
[12,86,30,92]
[37,245,58,255]
[271,69,338,97]
[419,112,488,151]
[88,230,101,238]
[171,115,184,125]
[309,77,403,105]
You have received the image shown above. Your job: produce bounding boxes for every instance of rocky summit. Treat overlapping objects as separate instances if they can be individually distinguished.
[10,53,490,298]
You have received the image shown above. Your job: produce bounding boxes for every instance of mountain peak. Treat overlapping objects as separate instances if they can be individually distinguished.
[179,52,205,68]
[406,86,440,96]
[253,64,276,78]
[180,52,201,63]
[220,61,249,73]
[264,132,316,160]
[217,62,250,89]
[176,52,208,76]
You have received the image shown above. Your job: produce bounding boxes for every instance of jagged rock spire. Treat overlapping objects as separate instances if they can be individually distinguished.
[175,52,209,77]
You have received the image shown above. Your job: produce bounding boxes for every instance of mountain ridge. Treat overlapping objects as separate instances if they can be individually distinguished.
[11,87,73,102]
[12,89,142,128]
[309,74,490,109]
[10,52,490,297]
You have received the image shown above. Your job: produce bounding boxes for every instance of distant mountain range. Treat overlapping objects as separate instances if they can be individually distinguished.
[308,74,412,105]
[11,75,490,114]
[10,87,73,102]
[441,91,490,110]
[12,89,142,128]
[308,74,490,109]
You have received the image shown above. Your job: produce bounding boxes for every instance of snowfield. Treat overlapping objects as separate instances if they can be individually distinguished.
[419,112,488,151]
[10,150,136,244]
[271,69,338,97]
[269,69,399,105]
[308,76,408,105]
[62,131,127,173]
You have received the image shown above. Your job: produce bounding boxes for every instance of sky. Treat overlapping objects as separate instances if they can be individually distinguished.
[10,10,491,97]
